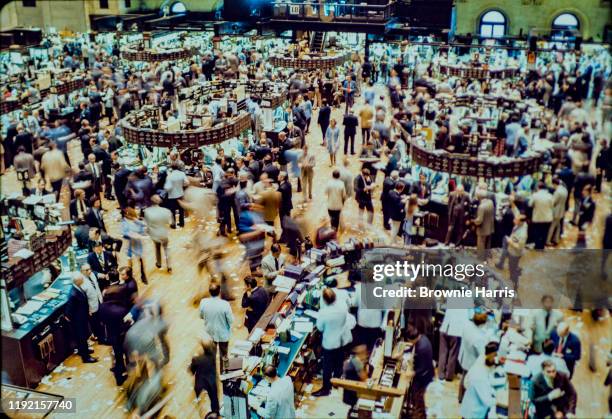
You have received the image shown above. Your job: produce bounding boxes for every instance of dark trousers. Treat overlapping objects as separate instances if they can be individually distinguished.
[89,311,104,342]
[111,333,127,371]
[51,179,63,196]
[408,384,429,419]
[196,379,220,413]
[322,347,345,391]
[328,209,341,230]
[320,123,329,143]
[74,328,90,360]
[438,333,460,380]
[382,203,391,230]
[344,133,355,154]
[345,94,354,112]
[532,222,551,249]
[445,218,465,245]
[567,359,576,379]
[103,175,112,198]
[215,341,229,369]
[167,198,185,227]
[361,128,370,144]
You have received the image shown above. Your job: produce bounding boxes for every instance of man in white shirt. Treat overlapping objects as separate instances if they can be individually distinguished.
[458,312,489,401]
[211,157,225,193]
[460,342,499,418]
[256,366,296,419]
[352,282,385,351]
[438,303,471,381]
[79,265,103,341]
[199,283,233,368]
[314,288,356,397]
[144,194,173,273]
[325,170,346,231]
[164,162,188,228]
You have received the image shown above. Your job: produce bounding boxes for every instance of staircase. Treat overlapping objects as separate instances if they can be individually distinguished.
[310,31,326,52]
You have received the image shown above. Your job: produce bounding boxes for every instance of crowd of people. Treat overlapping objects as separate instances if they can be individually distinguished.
[1,30,610,418]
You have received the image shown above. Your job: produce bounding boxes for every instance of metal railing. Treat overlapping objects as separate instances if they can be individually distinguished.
[272,1,395,23]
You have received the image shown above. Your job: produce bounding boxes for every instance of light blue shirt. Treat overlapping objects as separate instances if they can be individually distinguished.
[164,169,187,199]
[325,126,340,154]
[199,297,234,342]
[300,100,312,119]
[460,360,496,419]
[316,303,355,350]
[259,376,296,419]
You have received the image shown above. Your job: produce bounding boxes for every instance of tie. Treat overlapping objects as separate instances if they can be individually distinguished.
[556,337,564,353]
[91,164,98,177]
[275,258,279,271]
[98,253,104,267]
[545,311,550,330]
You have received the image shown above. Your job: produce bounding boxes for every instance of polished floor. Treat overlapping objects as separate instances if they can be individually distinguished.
[1,93,610,418]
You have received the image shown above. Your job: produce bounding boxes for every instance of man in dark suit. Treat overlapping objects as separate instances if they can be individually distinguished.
[445,185,471,245]
[70,189,89,223]
[551,322,581,378]
[342,75,357,112]
[342,108,359,155]
[87,242,118,289]
[86,197,106,232]
[531,360,577,419]
[98,286,130,385]
[85,153,104,200]
[241,276,269,331]
[93,142,113,199]
[14,125,33,154]
[380,172,398,230]
[65,275,98,363]
[113,166,132,210]
[317,99,331,146]
[278,171,293,241]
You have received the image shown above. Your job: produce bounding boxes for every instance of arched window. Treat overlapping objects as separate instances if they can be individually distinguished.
[551,13,579,38]
[479,10,506,38]
[170,1,187,14]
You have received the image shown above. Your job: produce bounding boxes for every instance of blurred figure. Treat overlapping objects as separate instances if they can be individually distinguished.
[121,207,148,284]
[190,337,221,415]
[144,195,173,273]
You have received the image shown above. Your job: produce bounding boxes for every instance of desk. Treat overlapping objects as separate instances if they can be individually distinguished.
[331,341,414,417]
[2,275,74,388]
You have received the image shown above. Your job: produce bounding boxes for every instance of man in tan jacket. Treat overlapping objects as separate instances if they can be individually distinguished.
[472,188,495,255]
[258,178,281,228]
[40,141,69,195]
[359,104,374,144]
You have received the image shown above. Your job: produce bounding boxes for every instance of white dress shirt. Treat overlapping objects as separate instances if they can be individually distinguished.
[316,302,356,350]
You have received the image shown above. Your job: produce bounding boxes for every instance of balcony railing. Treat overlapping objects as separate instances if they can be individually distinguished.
[272,2,395,23]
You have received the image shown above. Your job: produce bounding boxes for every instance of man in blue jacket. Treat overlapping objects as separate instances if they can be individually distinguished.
[550,322,581,378]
